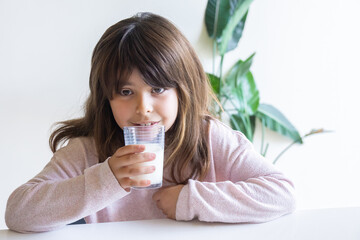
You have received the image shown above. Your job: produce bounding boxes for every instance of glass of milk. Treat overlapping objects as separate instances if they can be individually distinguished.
[123,125,165,189]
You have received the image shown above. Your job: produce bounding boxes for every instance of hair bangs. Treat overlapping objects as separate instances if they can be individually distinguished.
[116,23,179,92]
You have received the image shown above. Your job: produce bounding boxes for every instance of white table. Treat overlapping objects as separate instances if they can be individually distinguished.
[1,207,359,240]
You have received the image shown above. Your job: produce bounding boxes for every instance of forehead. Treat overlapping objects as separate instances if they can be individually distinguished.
[121,68,147,87]
[116,66,175,90]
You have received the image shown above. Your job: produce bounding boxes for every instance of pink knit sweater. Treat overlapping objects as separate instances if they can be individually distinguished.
[5,119,296,233]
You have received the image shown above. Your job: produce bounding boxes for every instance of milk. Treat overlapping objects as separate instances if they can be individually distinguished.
[130,144,164,188]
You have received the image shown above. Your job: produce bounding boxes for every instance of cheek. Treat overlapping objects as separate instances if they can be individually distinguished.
[161,91,178,126]
[109,100,132,128]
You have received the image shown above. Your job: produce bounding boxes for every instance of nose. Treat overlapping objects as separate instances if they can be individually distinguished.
[136,93,153,115]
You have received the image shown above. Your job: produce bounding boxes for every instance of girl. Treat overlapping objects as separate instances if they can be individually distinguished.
[5,12,296,233]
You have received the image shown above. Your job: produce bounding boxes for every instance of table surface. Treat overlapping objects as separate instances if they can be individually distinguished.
[1,207,359,240]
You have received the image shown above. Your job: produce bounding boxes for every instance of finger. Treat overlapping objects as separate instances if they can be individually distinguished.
[120,178,152,189]
[110,151,156,170]
[117,152,156,168]
[113,145,146,158]
[118,165,156,178]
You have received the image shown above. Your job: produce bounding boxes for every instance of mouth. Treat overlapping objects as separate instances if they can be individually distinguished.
[132,121,160,127]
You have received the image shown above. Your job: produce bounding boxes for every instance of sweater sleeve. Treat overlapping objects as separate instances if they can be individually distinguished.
[5,138,129,233]
[175,120,296,223]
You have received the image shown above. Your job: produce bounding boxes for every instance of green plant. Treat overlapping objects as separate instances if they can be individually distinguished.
[204,0,326,163]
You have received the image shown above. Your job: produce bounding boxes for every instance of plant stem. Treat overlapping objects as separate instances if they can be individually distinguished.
[260,119,265,155]
[263,142,269,157]
[272,129,331,164]
[216,55,225,118]
[225,111,241,131]
[219,55,225,95]
[221,95,253,140]
[272,141,297,165]
[212,41,216,75]
[212,0,220,75]
[244,114,252,141]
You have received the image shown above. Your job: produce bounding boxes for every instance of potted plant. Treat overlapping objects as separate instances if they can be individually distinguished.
[204,0,326,163]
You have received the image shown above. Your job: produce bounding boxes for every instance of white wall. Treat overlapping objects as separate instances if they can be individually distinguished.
[1,0,359,230]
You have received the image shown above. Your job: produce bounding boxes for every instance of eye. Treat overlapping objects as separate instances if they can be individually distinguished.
[119,89,133,96]
[152,87,165,94]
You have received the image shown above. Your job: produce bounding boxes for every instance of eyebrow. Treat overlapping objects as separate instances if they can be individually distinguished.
[120,81,134,86]
[116,79,133,89]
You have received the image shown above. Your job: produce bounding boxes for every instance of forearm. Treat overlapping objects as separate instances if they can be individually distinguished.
[5,160,127,233]
[6,177,87,233]
[176,174,296,223]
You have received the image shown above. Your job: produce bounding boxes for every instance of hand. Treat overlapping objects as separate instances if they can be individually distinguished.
[152,185,184,219]
[108,145,156,191]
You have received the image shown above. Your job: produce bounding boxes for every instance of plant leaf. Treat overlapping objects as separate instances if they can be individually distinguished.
[205,0,231,40]
[226,53,255,83]
[256,104,303,143]
[230,113,254,141]
[225,56,259,115]
[250,115,256,137]
[234,71,259,115]
[207,73,221,97]
[225,3,248,52]
[205,0,250,53]
[218,0,253,55]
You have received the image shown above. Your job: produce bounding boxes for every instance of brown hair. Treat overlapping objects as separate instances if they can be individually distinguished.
[49,12,216,183]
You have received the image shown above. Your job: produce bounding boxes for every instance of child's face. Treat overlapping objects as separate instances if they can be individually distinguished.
[109,68,178,132]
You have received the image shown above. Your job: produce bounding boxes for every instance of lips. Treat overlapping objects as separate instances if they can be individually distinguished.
[132,121,160,126]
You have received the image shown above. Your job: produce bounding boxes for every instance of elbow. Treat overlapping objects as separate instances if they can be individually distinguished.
[5,211,55,233]
[5,196,19,232]
[5,204,32,233]
[5,196,47,233]
[5,208,60,233]
[5,187,32,233]
[285,189,297,215]
[5,208,24,233]
[281,180,297,215]
[5,191,32,233]
[268,175,297,218]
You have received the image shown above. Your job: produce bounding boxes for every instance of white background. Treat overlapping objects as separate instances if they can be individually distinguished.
[1,0,359,230]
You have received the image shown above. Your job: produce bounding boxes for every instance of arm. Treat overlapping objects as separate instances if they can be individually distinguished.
[5,138,128,233]
[175,120,296,223]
